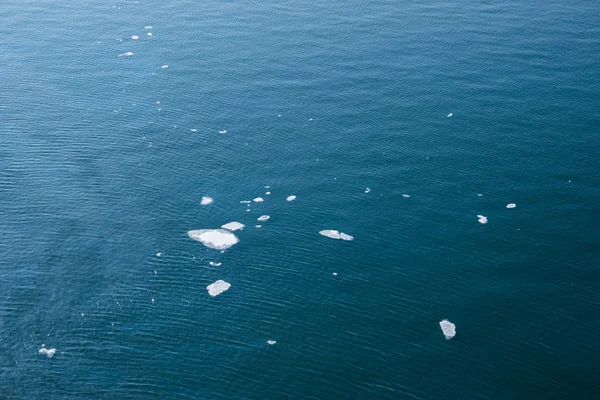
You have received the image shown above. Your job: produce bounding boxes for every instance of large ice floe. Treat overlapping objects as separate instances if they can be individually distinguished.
[439,319,456,339]
[207,280,231,296]
[221,221,245,231]
[188,229,239,250]
[319,230,354,241]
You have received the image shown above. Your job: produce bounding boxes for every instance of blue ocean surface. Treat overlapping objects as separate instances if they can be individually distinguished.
[1,0,599,398]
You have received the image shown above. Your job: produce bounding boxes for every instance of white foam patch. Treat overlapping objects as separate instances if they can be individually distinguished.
[188,229,239,250]
[477,215,488,224]
[131,35,139,40]
[207,280,231,296]
[209,261,222,267]
[253,197,264,203]
[365,187,371,193]
[257,215,270,221]
[201,196,213,206]
[439,319,456,339]
[506,203,516,209]
[267,340,277,345]
[39,348,56,358]
[119,51,134,57]
[221,221,245,231]
[286,195,296,201]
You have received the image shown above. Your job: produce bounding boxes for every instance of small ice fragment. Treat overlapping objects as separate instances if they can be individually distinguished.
[439,319,456,339]
[257,215,270,221]
[277,114,281,117]
[209,261,222,267]
[144,26,152,29]
[219,130,227,134]
[286,195,296,202]
[151,298,155,303]
[253,197,264,203]
[265,191,271,195]
[477,194,483,197]
[188,229,239,250]
[340,233,354,241]
[477,215,488,224]
[190,129,197,132]
[309,118,313,121]
[221,221,245,231]
[365,187,371,193]
[39,348,56,358]
[201,196,213,206]
[332,272,337,276]
[264,186,271,189]
[119,51,134,57]
[156,252,162,257]
[161,65,169,68]
[402,194,410,198]
[207,280,231,297]
[447,113,453,117]
[156,101,160,104]
[147,32,153,36]
[267,340,277,345]
[131,35,139,40]
[506,203,516,209]
[255,225,262,228]
[240,200,251,204]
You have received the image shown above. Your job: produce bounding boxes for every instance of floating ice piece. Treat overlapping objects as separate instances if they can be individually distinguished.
[257,215,270,221]
[319,230,354,241]
[221,221,245,231]
[447,113,453,117]
[286,195,296,202]
[188,229,239,250]
[439,319,456,339]
[506,203,516,209]
[267,340,277,345]
[190,129,197,132]
[265,191,271,195]
[255,225,262,228]
[144,26,152,29]
[240,200,251,204]
[477,215,488,224]
[131,35,139,40]
[39,347,56,358]
[119,51,134,57]
[264,185,271,189]
[156,252,162,257]
[161,65,169,68]
[219,130,227,134]
[402,194,410,198]
[332,272,337,276]
[365,187,371,193]
[477,194,483,197]
[253,197,264,203]
[209,261,222,267]
[207,280,231,296]
[340,233,354,241]
[201,196,213,206]
[147,32,153,36]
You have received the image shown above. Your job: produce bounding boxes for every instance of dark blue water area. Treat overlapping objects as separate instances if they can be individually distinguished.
[1,0,599,398]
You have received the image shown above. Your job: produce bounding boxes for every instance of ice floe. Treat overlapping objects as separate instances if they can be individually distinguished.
[221,221,245,231]
[477,215,488,224]
[332,272,337,276]
[257,215,270,221]
[439,319,456,339]
[319,230,354,241]
[161,65,169,69]
[156,252,162,257]
[255,225,262,228]
[188,229,239,250]
[267,340,277,345]
[447,113,453,117]
[39,347,56,358]
[131,35,139,40]
[402,194,410,198]
[506,203,516,209]
[209,261,222,267]
[207,280,231,297]
[147,32,153,36]
[190,128,197,132]
[286,195,296,202]
[144,26,152,29]
[119,51,134,57]
[365,187,371,193]
[265,191,271,195]
[201,196,213,206]
[253,197,264,203]
[219,130,227,134]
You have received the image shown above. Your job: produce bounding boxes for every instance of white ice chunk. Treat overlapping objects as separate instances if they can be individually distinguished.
[257,215,270,221]
[188,229,239,250]
[320,230,341,239]
[447,113,453,117]
[332,272,337,276]
[439,319,456,339]
[190,128,197,132]
[365,187,371,193]
[39,347,56,358]
[131,35,139,40]
[209,261,222,267]
[506,203,516,209]
[402,194,410,198]
[240,200,251,204]
[340,233,354,241]
[144,26,152,29]
[147,32,153,36]
[253,197,264,203]
[267,340,277,345]
[219,130,227,134]
[161,65,169,68]
[265,191,271,195]
[119,51,134,57]
[221,221,245,231]
[255,225,262,228]
[207,280,231,296]
[264,186,271,189]
[286,195,296,202]
[156,252,162,257]
[201,196,213,206]
[477,215,488,224]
